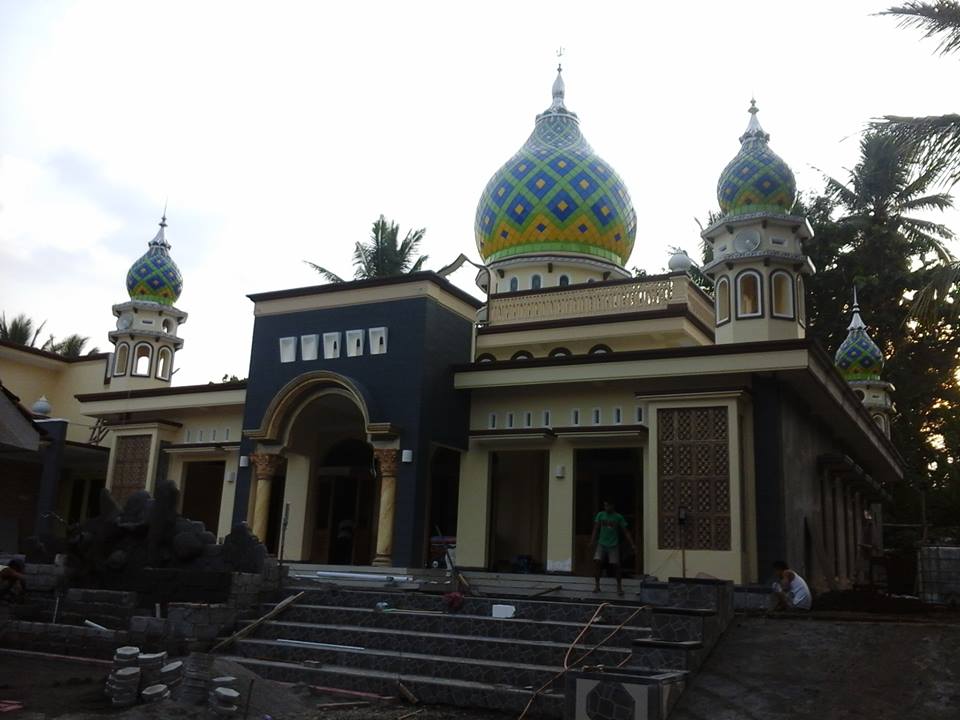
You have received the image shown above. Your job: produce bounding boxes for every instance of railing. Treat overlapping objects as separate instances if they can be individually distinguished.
[486,274,714,330]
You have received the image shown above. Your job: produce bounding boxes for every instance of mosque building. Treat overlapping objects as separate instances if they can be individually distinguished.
[0,69,900,588]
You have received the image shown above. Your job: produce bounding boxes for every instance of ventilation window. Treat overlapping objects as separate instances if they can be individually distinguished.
[477,353,496,363]
[524,411,533,428]
[301,334,319,361]
[369,327,388,355]
[511,350,533,361]
[211,429,217,441]
[716,276,731,324]
[279,337,297,363]
[592,408,601,425]
[771,271,795,319]
[549,347,571,358]
[507,412,514,428]
[771,236,786,246]
[323,332,341,359]
[346,329,364,357]
[509,277,519,292]
[156,346,173,380]
[559,275,570,287]
[543,410,552,427]
[736,270,763,318]
[635,406,644,423]
[488,413,497,429]
[588,344,611,354]
[132,343,153,376]
[186,429,193,442]
[531,274,542,290]
[162,318,174,334]
[572,409,580,426]
[797,275,806,325]
[198,430,204,442]
[224,428,230,441]
[614,407,622,425]
[114,343,129,376]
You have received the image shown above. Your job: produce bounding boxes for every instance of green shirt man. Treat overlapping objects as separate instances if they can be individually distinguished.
[590,500,636,596]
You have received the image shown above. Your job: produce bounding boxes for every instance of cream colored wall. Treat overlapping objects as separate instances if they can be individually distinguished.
[0,351,110,444]
[171,409,245,445]
[281,452,313,561]
[470,383,645,431]
[476,321,711,361]
[713,261,805,345]
[492,262,615,293]
[545,442,576,572]
[643,396,745,583]
[166,450,240,540]
[455,445,491,568]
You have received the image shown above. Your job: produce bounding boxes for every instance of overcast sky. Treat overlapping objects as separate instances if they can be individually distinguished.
[1,0,958,388]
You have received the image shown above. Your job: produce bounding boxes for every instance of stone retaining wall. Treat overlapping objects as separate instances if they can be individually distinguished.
[0,620,127,659]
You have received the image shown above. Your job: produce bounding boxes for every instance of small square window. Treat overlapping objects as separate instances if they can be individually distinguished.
[524,412,533,428]
[635,406,644,423]
[301,334,319,361]
[572,409,580,426]
[592,408,601,425]
[614,407,622,425]
[279,337,297,363]
[507,412,514,428]
[211,429,217,441]
[346,329,364,357]
[488,413,497,429]
[323,332,341,359]
[369,327,388,355]
[224,428,230,441]
[186,429,193,442]
[543,410,551,427]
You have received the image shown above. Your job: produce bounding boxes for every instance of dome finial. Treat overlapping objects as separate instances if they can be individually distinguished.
[739,97,770,144]
[550,49,566,112]
[149,210,171,249]
[848,286,866,331]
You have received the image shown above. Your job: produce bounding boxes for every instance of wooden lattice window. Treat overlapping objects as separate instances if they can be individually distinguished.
[111,434,152,504]
[658,407,730,550]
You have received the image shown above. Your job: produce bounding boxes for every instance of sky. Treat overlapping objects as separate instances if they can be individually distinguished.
[1,0,958,387]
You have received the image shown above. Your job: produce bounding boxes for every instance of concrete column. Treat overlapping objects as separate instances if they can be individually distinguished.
[456,447,491,568]
[250,453,284,543]
[372,448,399,567]
[821,470,836,581]
[833,478,848,584]
[545,443,575,573]
[35,420,67,539]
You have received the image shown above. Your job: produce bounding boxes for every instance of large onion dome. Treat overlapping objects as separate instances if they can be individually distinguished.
[834,290,884,381]
[474,68,637,266]
[125,216,183,305]
[717,100,797,217]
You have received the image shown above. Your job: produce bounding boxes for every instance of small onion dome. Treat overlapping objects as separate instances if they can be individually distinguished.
[474,67,637,267]
[668,249,693,272]
[31,395,51,416]
[834,289,884,381]
[716,100,796,217]
[126,216,183,305]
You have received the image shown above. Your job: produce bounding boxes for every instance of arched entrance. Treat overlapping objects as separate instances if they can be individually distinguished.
[284,391,378,565]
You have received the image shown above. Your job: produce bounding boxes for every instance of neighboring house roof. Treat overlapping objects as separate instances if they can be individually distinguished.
[0,338,110,364]
[0,380,43,452]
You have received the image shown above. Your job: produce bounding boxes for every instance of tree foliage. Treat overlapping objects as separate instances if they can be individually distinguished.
[0,313,97,357]
[800,134,960,533]
[306,215,429,282]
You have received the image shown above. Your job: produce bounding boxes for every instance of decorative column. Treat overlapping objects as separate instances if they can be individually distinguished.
[372,448,399,567]
[250,453,284,543]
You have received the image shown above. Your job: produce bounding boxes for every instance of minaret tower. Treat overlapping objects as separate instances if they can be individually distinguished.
[834,289,896,437]
[701,101,816,344]
[108,215,187,390]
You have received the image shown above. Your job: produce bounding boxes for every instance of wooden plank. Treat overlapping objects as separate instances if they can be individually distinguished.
[210,591,305,653]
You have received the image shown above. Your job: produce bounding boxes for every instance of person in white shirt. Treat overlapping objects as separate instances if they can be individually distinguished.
[771,560,812,611]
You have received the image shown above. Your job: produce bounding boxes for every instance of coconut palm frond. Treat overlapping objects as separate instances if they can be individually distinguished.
[912,259,960,322]
[303,260,346,283]
[874,114,960,185]
[899,192,955,212]
[882,2,960,56]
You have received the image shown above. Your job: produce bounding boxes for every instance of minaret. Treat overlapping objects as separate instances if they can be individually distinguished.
[834,288,896,437]
[108,215,187,390]
[701,100,816,344]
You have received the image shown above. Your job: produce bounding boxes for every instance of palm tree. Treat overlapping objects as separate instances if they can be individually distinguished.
[306,215,428,282]
[876,3,960,320]
[0,313,47,348]
[47,334,99,358]
[876,3,960,185]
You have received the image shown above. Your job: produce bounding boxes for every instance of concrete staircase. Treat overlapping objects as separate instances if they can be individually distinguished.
[221,577,733,718]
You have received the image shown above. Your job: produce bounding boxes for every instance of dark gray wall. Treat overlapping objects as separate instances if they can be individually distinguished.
[233,294,473,567]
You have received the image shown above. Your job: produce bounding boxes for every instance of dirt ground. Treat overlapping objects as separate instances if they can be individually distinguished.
[672,614,960,720]
[4,615,959,719]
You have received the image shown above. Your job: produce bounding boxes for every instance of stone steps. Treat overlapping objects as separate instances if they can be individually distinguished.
[250,619,634,667]
[222,654,567,718]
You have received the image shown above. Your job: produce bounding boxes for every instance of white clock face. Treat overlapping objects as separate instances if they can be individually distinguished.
[117,313,133,330]
[734,230,761,253]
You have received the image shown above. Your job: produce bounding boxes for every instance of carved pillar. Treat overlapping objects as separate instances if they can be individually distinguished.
[372,448,399,567]
[250,453,284,543]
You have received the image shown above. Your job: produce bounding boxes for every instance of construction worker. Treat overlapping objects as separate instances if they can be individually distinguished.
[771,560,812,610]
[0,558,27,602]
[591,500,637,596]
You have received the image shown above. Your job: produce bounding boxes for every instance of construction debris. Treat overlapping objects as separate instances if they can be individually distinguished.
[211,590,304,652]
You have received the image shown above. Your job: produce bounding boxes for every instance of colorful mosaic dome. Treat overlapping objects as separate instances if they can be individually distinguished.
[126,216,183,305]
[717,100,797,217]
[834,292,884,381]
[474,69,637,266]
